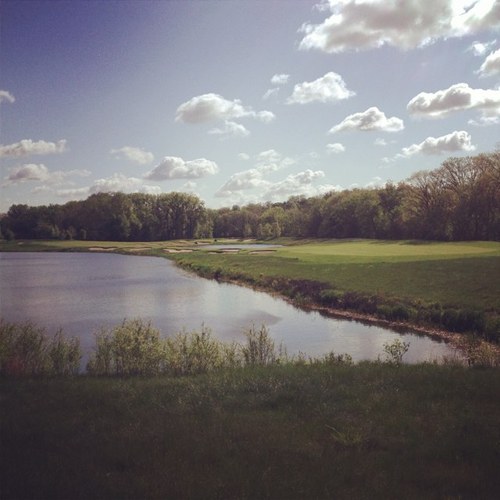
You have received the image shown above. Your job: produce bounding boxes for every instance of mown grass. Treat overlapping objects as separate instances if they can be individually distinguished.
[2,363,500,499]
[2,238,499,339]
[167,239,500,341]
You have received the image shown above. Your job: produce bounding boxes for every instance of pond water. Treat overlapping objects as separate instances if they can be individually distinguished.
[0,252,456,365]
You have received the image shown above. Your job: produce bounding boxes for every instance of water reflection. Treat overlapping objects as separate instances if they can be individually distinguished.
[0,252,456,364]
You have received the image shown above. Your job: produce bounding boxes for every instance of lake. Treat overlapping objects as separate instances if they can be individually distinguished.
[0,252,456,364]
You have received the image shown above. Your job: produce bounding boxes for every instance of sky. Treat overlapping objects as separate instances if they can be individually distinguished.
[1,0,500,213]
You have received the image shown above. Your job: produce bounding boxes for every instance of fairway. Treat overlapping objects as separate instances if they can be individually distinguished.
[276,239,500,262]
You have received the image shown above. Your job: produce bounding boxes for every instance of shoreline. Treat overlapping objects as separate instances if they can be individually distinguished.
[178,268,499,358]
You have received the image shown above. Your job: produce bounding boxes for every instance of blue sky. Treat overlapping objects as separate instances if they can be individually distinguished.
[1,0,500,212]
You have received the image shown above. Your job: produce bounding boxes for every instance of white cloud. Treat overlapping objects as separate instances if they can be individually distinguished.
[0,90,15,105]
[286,72,355,104]
[3,164,90,186]
[4,164,51,183]
[144,156,219,180]
[478,48,500,76]
[216,167,339,202]
[263,170,340,202]
[89,174,161,195]
[407,83,500,118]
[209,120,250,139]
[299,0,500,53]
[263,88,280,100]
[271,73,290,85]
[215,149,295,198]
[374,138,388,146]
[215,168,269,197]
[392,130,476,159]
[255,149,295,172]
[53,175,161,199]
[0,139,67,158]
[468,115,500,126]
[238,153,250,161]
[175,93,275,124]
[110,146,154,165]
[329,107,404,133]
[326,142,345,154]
[468,39,497,56]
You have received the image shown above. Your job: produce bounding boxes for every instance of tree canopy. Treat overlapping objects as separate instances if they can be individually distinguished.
[2,151,499,242]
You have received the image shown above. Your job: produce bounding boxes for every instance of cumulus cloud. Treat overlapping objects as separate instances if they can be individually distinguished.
[144,156,219,181]
[263,170,330,200]
[0,90,15,105]
[175,93,275,124]
[2,163,90,186]
[215,169,269,197]
[407,83,500,118]
[329,107,404,133]
[208,120,250,138]
[255,149,295,172]
[110,146,154,165]
[0,139,67,158]
[478,48,500,76]
[286,72,355,104]
[54,175,161,199]
[271,73,290,85]
[468,39,497,56]
[385,130,476,161]
[215,149,295,198]
[326,143,346,154]
[468,115,500,126]
[216,167,338,202]
[299,0,500,53]
[89,174,161,195]
[263,88,280,100]
[238,153,250,161]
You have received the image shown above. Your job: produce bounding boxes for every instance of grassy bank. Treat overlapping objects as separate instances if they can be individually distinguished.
[2,238,499,342]
[2,363,500,499]
[168,239,500,343]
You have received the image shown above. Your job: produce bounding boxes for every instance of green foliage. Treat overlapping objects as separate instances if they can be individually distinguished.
[2,363,500,499]
[2,150,499,242]
[87,319,165,376]
[164,325,240,375]
[241,324,283,366]
[382,338,410,365]
[0,320,81,377]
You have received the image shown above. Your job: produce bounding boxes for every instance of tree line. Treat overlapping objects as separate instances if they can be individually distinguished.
[1,151,499,242]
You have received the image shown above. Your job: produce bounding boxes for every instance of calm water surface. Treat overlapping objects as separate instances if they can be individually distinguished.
[0,252,456,364]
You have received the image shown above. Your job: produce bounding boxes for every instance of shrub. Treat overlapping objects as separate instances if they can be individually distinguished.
[242,324,283,366]
[165,325,239,375]
[382,338,410,365]
[48,330,81,376]
[87,319,165,376]
[0,320,81,377]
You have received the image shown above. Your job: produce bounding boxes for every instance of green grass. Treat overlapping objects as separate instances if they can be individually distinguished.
[169,239,500,332]
[2,363,500,499]
[2,238,500,337]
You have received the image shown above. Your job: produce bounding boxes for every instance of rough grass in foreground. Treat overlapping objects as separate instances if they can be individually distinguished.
[2,363,500,499]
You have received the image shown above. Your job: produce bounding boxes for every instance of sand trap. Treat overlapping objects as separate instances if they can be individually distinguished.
[163,248,194,253]
[89,247,117,252]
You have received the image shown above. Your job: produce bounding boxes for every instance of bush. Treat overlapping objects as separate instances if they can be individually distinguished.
[382,338,410,365]
[165,325,239,375]
[242,324,283,366]
[0,320,81,377]
[87,319,164,376]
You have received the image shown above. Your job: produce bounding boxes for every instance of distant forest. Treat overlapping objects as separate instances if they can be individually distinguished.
[1,151,499,242]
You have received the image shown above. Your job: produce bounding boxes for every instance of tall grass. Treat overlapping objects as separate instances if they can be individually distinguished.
[86,319,286,376]
[0,320,81,376]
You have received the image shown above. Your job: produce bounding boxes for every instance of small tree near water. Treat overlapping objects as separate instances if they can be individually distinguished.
[382,338,410,365]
